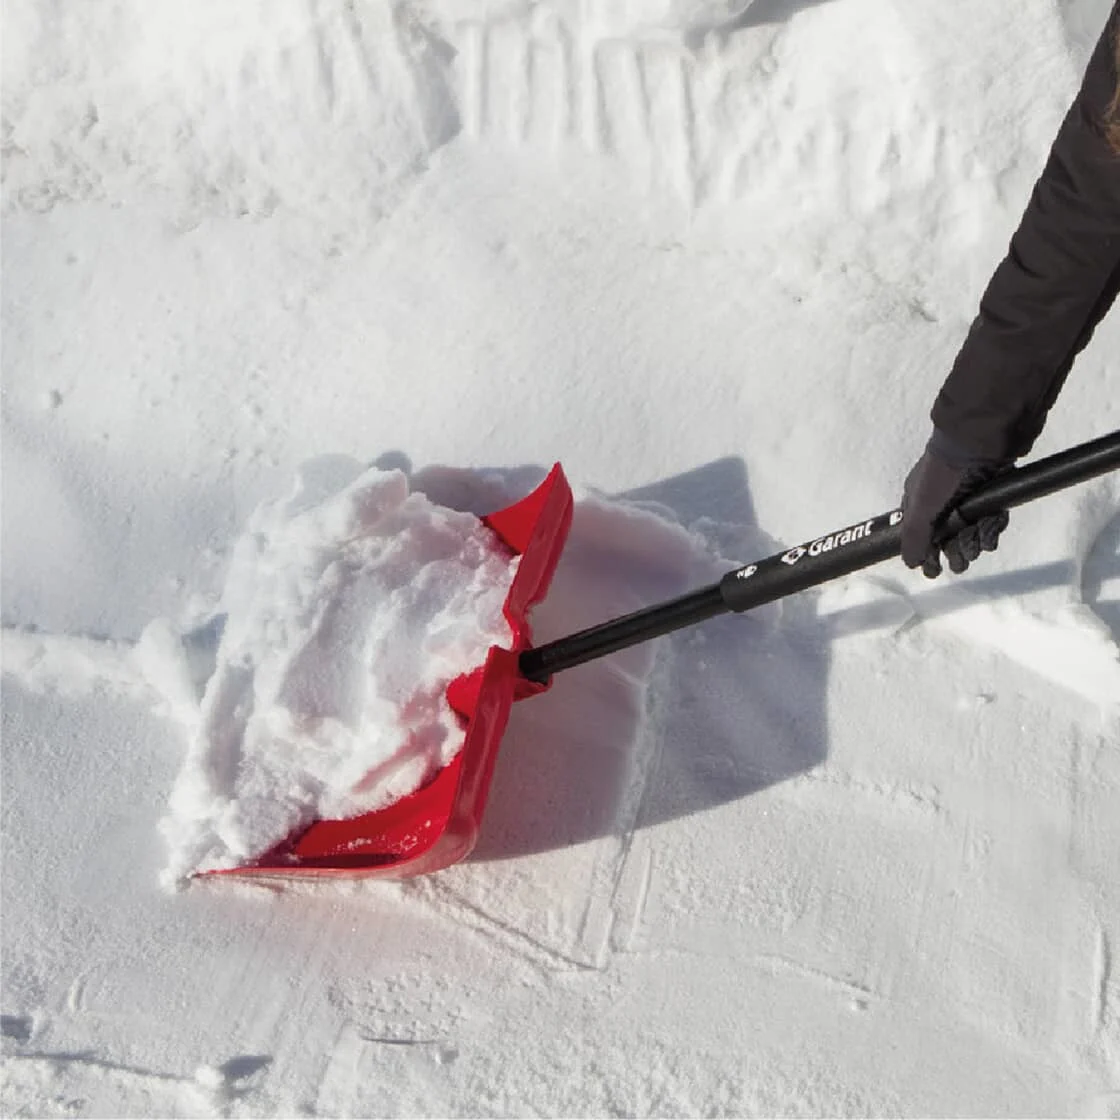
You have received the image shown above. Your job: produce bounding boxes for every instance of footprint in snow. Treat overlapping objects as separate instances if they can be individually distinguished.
[1082,512,1120,646]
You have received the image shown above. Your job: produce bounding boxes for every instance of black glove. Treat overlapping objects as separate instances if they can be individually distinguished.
[901,430,1011,579]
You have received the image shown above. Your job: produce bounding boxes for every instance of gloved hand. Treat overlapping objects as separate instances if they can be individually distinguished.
[901,430,1011,579]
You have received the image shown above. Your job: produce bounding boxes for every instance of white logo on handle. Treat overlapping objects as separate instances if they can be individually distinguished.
[735,564,759,580]
[889,510,903,527]
[781,517,883,566]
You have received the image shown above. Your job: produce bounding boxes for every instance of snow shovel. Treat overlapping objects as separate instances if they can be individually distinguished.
[216,429,1120,880]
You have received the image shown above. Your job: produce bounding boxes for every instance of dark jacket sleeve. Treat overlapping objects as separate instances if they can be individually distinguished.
[931,2,1120,462]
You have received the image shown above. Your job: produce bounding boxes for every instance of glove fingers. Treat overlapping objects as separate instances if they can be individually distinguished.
[901,456,950,571]
[902,536,930,570]
[978,510,1009,553]
[961,525,983,565]
[936,509,1010,575]
[943,526,978,574]
[902,535,924,569]
[900,504,931,569]
[944,543,969,574]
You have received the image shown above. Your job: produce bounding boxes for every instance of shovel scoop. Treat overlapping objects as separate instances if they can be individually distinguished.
[211,464,574,879]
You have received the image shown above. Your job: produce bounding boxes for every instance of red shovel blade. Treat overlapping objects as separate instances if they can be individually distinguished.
[212,464,573,880]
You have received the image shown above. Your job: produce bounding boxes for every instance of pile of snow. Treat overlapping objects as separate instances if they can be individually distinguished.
[144,458,517,885]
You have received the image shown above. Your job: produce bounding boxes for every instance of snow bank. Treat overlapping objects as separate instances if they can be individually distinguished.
[148,458,517,885]
[2,0,459,223]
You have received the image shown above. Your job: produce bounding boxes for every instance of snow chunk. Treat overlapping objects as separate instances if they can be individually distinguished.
[159,458,516,886]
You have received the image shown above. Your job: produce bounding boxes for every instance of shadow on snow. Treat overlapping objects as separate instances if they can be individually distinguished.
[403,452,1120,866]
[405,453,830,865]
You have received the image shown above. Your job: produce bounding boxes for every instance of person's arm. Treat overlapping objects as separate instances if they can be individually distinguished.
[932,3,1120,463]
[901,6,1120,578]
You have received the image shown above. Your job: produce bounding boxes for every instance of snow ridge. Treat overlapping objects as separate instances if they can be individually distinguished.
[2,0,460,224]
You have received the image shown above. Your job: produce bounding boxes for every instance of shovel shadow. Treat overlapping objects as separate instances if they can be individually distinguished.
[411,453,1118,868]
[421,455,832,864]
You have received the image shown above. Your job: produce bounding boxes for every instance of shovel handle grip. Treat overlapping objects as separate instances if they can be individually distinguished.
[721,426,1120,614]
[518,429,1120,683]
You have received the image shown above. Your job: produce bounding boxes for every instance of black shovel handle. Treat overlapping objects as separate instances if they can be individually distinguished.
[518,429,1120,683]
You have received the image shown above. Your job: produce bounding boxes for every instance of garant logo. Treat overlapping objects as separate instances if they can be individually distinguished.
[782,518,880,566]
[889,510,903,527]
[735,564,759,581]
[805,519,875,557]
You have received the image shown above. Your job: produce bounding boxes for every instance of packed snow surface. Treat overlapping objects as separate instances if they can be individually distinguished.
[4,0,1120,1116]
[149,459,517,884]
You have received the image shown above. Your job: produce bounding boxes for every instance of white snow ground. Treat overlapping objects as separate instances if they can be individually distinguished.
[3,0,1120,1115]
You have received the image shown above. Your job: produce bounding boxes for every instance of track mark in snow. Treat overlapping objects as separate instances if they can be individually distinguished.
[581,803,656,965]
[1094,921,1115,1044]
[1082,510,1120,648]
[65,973,91,1017]
[558,22,583,145]
[751,954,879,1005]
[458,22,486,138]
[360,1034,444,1049]
[575,660,672,967]
[450,15,707,205]
[593,40,653,183]
[403,669,663,973]
[437,8,994,219]
[527,28,566,148]
[792,764,944,820]
[577,830,638,968]
[487,20,530,143]
[608,847,654,954]
[408,880,599,973]
[459,17,534,146]
[643,45,697,206]
[458,16,582,148]
[315,1021,455,1116]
